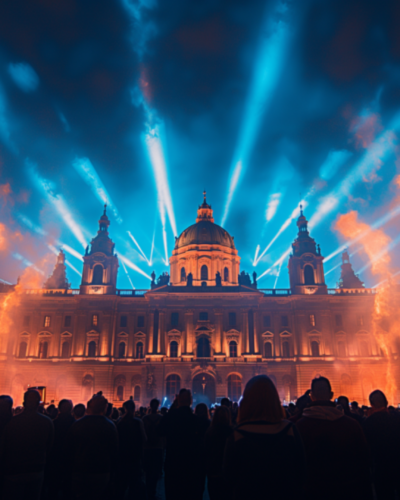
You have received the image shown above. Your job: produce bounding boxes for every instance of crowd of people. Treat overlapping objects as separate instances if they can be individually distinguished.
[0,375,399,500]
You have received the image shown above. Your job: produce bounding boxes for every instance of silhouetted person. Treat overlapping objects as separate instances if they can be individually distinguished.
[224,375,305,500]
[68,393,118,500]
[46,399,75,499]
[159,389,206,500]
[296,377,372,500]
[0,390,54,500]
[115,399,147,499]
[337,395,363,425]
[0,395,13,436]
[363,390,400,499]
[73,403,85,420]
[143,399,164,500]
[205,406,232,500]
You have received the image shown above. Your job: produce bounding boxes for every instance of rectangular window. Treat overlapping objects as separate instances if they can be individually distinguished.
[263,315,271,328]
[335,314,343,327]
[171,312,179,326]
[92,314,98,327]
[44,316,51,328]
[228,312,236,327]
[281,315,289,327]
[137,315,145,328]
[309,314,316,327]
[64,316,72,327]
[199,312,208,321]
[120,315,127,328]
[23,315,30,327]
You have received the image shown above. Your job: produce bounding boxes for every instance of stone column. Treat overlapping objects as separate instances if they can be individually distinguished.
[153,310,159,354]
[185,311,194,354]
[158,311,165,354]
[147,312,154,354]
[214,311,223,354]
[242,311,249,353]
[253,310,260,354]
[52,312,63,357]
[73,312,87,356]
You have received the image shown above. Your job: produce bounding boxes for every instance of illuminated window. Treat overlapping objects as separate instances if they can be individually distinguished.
[311,341,320,357]
[335,314,343,327]
[229,312,236,327]
[309,314,316,327]
[118,342,126,358]
[136,342,144,359]
[227,374,242,402]
[201,265,208,281]
[92,265,103,284]
[134,385,141,401]
[181,267,186,282]
[281,315,289,327]
[19,341,27,358]
[92,314,98,327]
[23,315,30,327]
[263,316,271,328]
[88,341,96,357]
[44,316,51,328]
[137,316,145,327]
[171,312,179,326]
[304,265,315,285]
[64,316,71,327]
[282,341,290,358]
[224,267,229,281]
[120,316,127,328]
[229,341,237,358]
[39,341,48,359]
[264,342,272,358]
[61,341,70,358]
[166,374,181,401]
[117,385,124,401]
[170,341,178,358]
[199,311,208,321]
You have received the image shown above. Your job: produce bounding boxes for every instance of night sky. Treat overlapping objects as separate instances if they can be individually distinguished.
[0,0,400,289]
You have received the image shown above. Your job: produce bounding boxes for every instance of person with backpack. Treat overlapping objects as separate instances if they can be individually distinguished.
[142,399,164,500]
[223,375,305,500]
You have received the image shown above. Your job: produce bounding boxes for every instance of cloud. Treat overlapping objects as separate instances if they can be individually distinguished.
[8,62,39,93]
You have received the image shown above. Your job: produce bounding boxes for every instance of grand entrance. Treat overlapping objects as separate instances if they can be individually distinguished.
[192,373,216,406]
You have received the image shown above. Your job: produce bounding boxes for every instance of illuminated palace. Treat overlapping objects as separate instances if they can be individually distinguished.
[0,195,389,406]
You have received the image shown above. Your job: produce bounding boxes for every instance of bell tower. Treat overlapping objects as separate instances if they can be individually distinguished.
[288,206,327,295]
[80,205,119,295]
[338,250,364,289]
[44,250,70,289]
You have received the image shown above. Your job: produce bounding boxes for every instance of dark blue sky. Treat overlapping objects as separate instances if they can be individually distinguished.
[0,0,399,289]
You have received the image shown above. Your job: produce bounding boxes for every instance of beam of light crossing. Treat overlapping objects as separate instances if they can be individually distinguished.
[120,258,135,289]
[0,278,11,284]
[28,161,88,249]
[127,231,150,265]
[258,246,291,281]
[221,1,291,226]
[73,157,122,223]
[119,255,152,280]
[309,111,400,230]
[273,259,283,289]
[373,270,400,289]
[356,234,400,276]
[325,202,400,264]
[319,149,352,181]
[47,244,82,277]
[324,247,362,277]
[149,230,155,267]
[254,200,307,265]
[12,253,44,275]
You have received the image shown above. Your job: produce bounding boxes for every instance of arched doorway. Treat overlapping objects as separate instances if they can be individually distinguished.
[192,373,215,406]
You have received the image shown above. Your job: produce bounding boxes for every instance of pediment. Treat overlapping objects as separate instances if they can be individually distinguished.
[308,329,321,336]
[61,331,72,337]
[86,329,100,336]
[226,329,239,335]
[335,330,346,336]
[20,331,30,337]
[38,331,52,337]
[168,329,181,336]
[356,329,370,336]
[134,331,146,338]
[261,330,274,337]
[196,326,210,331]
[117,331,129,337]
[279,330,292,337]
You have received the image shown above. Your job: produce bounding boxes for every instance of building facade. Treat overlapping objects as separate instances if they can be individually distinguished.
[0,197,391,407]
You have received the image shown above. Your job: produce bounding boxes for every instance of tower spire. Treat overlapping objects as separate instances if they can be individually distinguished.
[196,190,214,223]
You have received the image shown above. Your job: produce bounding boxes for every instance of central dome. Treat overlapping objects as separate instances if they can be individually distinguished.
[175,220,235,249]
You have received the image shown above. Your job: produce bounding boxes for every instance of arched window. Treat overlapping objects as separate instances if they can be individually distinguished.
[360,341,369,357]
[224,267,229,282]
[264,342,272,358]
[136,342,144,359]
[282,341,290,358]
[201,265,208,281]
[88,341,96,357]
[311,340,320,357]
[39,341,48,359]
[118,342,126,358]
[338,341,346,357]
[134,385,141,401]
[170,341,178,358]
[304,265,315,285]
[227,374,242,402]
[166,374,181,401]
[229,341,237,358]
[61,341,70,358]
[180,267,186,282]
[197,336,210,358]
[117,385,124,401]
[92,265,103,285]
[18,341,27,358]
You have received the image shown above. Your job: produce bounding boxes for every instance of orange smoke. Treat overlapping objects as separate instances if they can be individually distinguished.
[335,209,399,404]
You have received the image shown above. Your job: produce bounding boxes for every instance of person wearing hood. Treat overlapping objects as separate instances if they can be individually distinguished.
[296,377,372,500]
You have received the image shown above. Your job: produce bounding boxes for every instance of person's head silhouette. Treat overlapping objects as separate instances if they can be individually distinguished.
[23,390,41,411]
